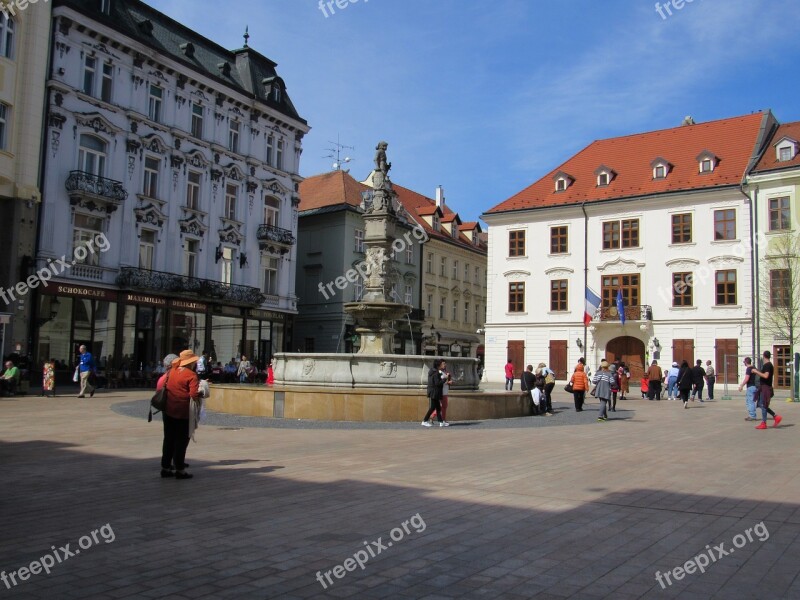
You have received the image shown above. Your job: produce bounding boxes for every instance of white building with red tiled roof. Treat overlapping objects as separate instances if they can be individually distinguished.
[482,112,779,387]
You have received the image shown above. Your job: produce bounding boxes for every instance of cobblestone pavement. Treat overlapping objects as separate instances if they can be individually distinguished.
[1,388,798,599]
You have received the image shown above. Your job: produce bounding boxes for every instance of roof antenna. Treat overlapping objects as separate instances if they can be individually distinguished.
[243,26,250,48]
[324,134,355,172]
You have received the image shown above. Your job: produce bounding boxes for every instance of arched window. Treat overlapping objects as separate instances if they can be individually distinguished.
[0,14,14,59]
[78,134,107,176]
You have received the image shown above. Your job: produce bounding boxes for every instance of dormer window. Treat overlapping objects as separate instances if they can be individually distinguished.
[273,85,281,103]
[100,0,111,14]
[775,138,798,162]
[650,157,671,179]
[432,214,440,231]
[594,165,615,187]
[696,150,717,174]
[552,170,574,193]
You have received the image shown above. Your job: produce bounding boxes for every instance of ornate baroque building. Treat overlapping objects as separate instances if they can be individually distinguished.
[34,0,308,377]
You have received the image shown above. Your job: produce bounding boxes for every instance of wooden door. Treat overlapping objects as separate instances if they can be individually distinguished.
[714,339,738,384]
[672,339,694,368]
[507,340,525,381]
[605,336,646,381]
[549,340,568,380]
[774,345,790,388]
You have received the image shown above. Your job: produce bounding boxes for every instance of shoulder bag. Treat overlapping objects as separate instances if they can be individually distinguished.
[148,370,171,422]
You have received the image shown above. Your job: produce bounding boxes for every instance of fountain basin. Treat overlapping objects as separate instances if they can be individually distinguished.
[274,353,480,390]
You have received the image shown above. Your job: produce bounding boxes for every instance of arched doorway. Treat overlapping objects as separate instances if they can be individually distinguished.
[606,336,646,381]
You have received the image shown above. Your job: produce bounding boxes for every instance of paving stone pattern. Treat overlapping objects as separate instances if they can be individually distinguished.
[0,389,798,599]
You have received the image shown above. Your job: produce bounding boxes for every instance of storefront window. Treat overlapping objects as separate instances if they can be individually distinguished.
[210,315,241,366]
[245,319,260,367]
[93,301,117,371]
[272,321,284,356]
[169,311,205,356]
[37,295,73,376]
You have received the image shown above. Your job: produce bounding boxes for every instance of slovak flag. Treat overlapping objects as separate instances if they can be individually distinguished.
[584,287,601,326]
[616,289,626,325]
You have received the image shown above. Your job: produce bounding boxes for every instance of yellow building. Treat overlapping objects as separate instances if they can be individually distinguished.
[0,0,50,364]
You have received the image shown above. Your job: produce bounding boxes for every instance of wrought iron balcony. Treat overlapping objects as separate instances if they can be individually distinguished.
[66,170,128,209]
[117,267,266,307]
[595,304,653,322]
[257,224,295,246]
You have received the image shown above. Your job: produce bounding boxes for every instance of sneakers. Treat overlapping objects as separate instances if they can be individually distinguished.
[597,416,607,422]
[683,402,688,409]
[744,417,756,421]
[160,469,174,478]
[421,421,432,427]
[439,421,450,427]
[755,422,767,430]
[774,415,783,428]
[174,471,193,479]
[544,412,553,416]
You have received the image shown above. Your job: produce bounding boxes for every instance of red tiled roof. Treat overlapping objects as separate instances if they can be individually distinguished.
[298,170,371,211]
[459,221,481,232]
[753,121,800,173]
[486,112,771,214]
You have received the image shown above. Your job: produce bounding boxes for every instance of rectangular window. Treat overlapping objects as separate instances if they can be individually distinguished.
[779,146,792,162]
[426,252,433,274]
[775,346,791,387]
[550,226,568,254]
[769,197,790,231]
[671,213,692,244]
[225,184,237,220]
[426,294,433,317]
[439,297,445,319]
[354,279,364,302]
[186,171,201,210]
[654,165,666,179]
[601,274,640,310]
[714,209,736,240]
[304,338,315,352]
[440,256,446,276]
[715,270,737,305]
[509,230,525,257]
[404,284,412,305]
[143,156,159,198]
[148,85,162,122]
[621,219,639,248]
[228,121,240,153]
[221,247,233,285]
[770,269,790,307]
[405,243,413,264]
[672,272,693,307]
[464,262,470,281]
[138,229,155,270]
[101,62,113,102]
[464,301,470,323]
[475,303,480,325]
[263,197,280,226]
[72,214,103,266]
[451,299,458,321]
[354,229,364,253]
[191,102,204,139]
[83,56,96,96]
[550,279,568,311]
[701,159,713,173]
[474,266,479,284]
[263,256,278,295]
[184,239,198,277]
[602,221,620,249]
[276,138,284,170]
[508,282,525,313]
[0,103,7,151]
[266,135,274,165]
[453,259,459,280]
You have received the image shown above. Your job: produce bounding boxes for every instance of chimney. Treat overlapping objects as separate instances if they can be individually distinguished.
[435,185,445,209]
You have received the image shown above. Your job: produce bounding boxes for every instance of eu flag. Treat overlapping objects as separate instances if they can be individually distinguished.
[616,289,626,324]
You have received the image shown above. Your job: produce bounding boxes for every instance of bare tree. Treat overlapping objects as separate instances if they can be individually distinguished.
[759,232,800,386]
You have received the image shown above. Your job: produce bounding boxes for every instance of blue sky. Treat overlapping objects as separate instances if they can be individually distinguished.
[148,0,800,223]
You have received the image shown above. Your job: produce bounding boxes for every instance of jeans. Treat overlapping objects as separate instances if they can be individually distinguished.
[745,386,757,418]
[667,377,678,398]
[598,398,609,418]
[692,381,704,400]
[573,391,585,411]
[544,383,555,412]
[706,377,715,400]
[505,377,513,391]
[162,413,190,470]
[423,395,443,423]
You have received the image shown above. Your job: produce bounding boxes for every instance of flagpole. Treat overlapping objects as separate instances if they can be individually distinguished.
[582,202,588,356]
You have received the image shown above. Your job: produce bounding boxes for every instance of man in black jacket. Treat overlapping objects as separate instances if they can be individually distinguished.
[521,365,538,415]
[422,359,449,427]
[690,359,706,402]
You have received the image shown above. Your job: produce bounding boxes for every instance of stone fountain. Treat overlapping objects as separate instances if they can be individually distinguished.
[204,143,529,422]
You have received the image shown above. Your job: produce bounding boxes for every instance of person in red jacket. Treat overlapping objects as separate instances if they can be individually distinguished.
[160,350,200,479]
[569,363,590,412]
[504,359,515,391]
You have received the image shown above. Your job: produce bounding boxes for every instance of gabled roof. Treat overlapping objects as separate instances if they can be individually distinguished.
[753,121,800,173]
[485,112,773,215]
[298,170,371,212]
[56,0,306,125]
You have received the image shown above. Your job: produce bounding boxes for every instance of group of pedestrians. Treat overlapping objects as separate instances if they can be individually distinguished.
[520,363,556,416]
[422,358,452,427]
[738,351,782,430]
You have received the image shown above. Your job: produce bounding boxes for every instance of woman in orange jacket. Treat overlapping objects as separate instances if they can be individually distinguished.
[569,362,590,412]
